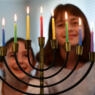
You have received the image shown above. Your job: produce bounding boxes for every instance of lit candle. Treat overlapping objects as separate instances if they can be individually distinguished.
[14,14,17,43]
[51,10,56,40]
[26,6,30,40]
[40,6,43,37]
[65,11,69,42]
[78,17,82,45]
[90,22,94,52]
[2,17,5,46]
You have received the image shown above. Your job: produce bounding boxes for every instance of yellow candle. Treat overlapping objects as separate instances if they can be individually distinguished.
[52,11,56,40]
[26,6,30,40]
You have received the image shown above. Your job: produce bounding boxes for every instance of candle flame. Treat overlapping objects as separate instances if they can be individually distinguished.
[91,22,94,31]
[79,17,82,26]
[14,14,17,22]
[65,11,68,20]
[26,6,30,14]
[2,17,5,27]
[51,10,54,17]
[40,6,43,15]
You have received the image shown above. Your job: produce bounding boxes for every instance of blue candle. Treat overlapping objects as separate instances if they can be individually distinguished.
[78,18,82,45]
[2,17,5,46]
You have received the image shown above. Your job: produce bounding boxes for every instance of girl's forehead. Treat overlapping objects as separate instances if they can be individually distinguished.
[7,41,26,52]
[56,14,79,22]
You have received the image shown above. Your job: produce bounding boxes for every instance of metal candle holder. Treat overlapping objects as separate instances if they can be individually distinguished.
[12,43,18,53]
[76,45,83,55]
[50,39,58,49]
[25,40,31,49]
[38,37,45,94]
[65,42,71,52]
[0,46,7,56]
[89,52,95,62]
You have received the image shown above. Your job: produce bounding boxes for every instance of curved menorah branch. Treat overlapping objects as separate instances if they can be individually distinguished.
[28,51,69,80]
[0,76,39,95]
[45,61,94,95]
[44,55,80,88]
[3,56,41,88]
[14,52,40,79]
[27,48,56,71]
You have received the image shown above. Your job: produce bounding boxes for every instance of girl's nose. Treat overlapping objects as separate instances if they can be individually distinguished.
[17,55,23,64]
[68,23,75,32]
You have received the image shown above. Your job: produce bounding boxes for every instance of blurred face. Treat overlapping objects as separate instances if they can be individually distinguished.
[55,13,84,47]
[4,41,34,79]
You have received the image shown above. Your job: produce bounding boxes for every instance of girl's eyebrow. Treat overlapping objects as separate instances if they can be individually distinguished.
[56,19,65,23]
[70,17,78,21]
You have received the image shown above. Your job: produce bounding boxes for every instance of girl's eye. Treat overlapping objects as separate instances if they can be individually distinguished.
[56,23,65,27]
[71,21,78,26]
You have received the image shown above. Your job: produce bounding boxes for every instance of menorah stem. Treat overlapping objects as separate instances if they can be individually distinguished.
[38,37,45,95]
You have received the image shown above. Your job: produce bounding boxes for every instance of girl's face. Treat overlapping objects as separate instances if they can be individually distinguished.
[55,13,84,47]
[4,41,33,79]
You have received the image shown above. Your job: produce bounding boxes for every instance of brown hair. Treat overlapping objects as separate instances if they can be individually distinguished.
[36,4,90,66]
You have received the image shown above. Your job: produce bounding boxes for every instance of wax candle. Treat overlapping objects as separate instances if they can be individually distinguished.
[78,17,82,45]
[14,14,17,43]
[65,11,69,42]
[26,6,30,40]
[40,6,43,37]
[51,11,56,40]
[2,17,5,46]
[90,22,94,52]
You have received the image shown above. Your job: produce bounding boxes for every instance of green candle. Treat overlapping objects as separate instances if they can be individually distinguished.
[65,12,69,42]
[65,21,68,42]
[14,14,17,43]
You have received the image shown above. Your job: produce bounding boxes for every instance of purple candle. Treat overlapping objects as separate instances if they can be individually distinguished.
[90,22,94,52]
[90,30,94,52]
[78,18,82,45]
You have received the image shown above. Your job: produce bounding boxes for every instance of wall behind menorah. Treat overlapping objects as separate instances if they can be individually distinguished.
[0,0,95,55]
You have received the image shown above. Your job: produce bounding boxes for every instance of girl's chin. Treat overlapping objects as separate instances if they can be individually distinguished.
[15,73,28,79]
[13,70,30,78]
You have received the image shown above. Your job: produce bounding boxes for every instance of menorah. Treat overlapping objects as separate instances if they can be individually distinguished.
[0,36,95,95]
[0,4,95,95]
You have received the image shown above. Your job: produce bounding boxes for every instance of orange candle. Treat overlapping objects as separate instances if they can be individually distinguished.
[52,11,56,40]
[40,6,43,37]
[26,6,30,40]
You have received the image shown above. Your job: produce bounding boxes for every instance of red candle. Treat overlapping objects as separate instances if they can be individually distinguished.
[40,6,43,37]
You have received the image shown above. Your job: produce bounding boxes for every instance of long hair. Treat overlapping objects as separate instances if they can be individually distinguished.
[36,4,90,66]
